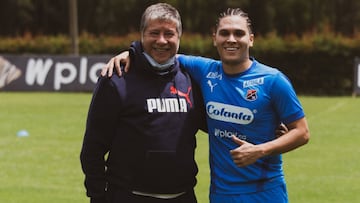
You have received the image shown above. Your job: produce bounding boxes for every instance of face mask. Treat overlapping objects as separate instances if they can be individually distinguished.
[143,52,175,70]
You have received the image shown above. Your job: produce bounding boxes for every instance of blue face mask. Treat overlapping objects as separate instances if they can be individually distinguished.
[143,52,175,70]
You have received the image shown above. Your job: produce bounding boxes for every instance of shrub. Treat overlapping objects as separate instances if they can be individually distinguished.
[1,32,359,95]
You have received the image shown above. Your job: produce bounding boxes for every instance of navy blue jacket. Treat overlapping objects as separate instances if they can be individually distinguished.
[80,41,206,198]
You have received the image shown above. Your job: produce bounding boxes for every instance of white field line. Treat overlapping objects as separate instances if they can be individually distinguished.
[306,101,347,121]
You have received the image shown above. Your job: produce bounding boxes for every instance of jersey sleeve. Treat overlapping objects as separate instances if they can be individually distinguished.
[271,72,305,124]
[177,54,215,84]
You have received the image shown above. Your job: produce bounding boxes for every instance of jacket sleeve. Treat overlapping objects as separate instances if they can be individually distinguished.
[192,78,208,133]
[80,76,120,198]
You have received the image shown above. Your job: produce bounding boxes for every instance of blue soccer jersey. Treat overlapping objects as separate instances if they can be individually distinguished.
[178,55,305,195]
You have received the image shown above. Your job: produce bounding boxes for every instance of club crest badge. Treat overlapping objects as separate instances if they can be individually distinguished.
[246,89,257,101]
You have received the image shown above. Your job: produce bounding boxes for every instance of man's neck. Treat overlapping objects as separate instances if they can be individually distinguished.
[222,59,252,75]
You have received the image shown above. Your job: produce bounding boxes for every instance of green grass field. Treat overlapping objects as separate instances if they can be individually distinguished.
[0,93,359,203]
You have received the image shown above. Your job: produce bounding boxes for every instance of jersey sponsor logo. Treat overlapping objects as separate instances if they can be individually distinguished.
[243,77,264,88]
[214,128,247,140]
[245,89,257,101]
[206,101,254,124]
[147,98,187,113]
[206,71,222,80]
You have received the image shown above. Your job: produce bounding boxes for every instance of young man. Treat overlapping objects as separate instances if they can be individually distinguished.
[80,3,206,203]
[102,7,306,203]
[177,8,310,203]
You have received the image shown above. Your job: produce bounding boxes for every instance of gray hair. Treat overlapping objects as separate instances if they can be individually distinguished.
[140,3,182,37]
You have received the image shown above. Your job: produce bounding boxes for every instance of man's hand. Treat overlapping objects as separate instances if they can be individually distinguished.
[230,136,265,167]
[101,51,130,77]
[275,123,288,138]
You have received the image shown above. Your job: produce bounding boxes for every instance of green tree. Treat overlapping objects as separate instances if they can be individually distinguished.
[0,0,359,36]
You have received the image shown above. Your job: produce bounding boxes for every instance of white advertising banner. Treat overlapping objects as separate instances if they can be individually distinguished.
[354,57,360,95]
[0,55,111,92]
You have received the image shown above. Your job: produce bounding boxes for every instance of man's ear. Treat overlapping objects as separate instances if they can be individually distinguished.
[212,33,217,47]
[249,33,254,47]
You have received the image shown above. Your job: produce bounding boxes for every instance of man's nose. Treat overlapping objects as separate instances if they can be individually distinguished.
[227,34,236,42]
[157,34,167,44]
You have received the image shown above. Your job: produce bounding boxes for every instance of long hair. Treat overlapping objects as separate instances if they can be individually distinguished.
[215,8,253,34]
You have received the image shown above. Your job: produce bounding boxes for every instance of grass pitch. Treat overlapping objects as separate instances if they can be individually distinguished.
[0,93,359,203]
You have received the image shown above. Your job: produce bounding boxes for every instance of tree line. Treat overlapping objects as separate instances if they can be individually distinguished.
[1,0,359,37]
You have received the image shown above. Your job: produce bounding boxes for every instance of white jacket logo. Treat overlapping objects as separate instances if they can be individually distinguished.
[206,102,253,124]
[147,98,187,113]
